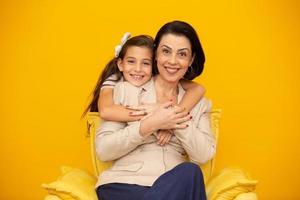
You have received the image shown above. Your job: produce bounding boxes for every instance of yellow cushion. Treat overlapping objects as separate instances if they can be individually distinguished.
[233,192,258,200]
[44,195,62,200]
[42,166,98,200]
[206,167,258,200]
[86,109,221,184]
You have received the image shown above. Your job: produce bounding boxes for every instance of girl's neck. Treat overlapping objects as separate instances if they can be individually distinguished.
[154,75,179,102]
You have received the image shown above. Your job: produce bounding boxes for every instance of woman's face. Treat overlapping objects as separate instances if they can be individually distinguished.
[155,33,194,83]
[118,46,153,87]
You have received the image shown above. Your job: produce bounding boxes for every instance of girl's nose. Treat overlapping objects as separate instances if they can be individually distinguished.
[135,63,142,71]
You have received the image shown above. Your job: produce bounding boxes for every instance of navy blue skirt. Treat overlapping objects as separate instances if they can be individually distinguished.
[96,162,206,200]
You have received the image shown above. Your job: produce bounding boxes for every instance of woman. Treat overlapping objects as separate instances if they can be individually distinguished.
[95,21,216,200]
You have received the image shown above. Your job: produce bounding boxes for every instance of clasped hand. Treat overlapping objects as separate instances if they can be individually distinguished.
[126,101,192,146]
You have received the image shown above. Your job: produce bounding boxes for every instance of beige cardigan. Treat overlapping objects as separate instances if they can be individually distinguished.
[95,78,216,187]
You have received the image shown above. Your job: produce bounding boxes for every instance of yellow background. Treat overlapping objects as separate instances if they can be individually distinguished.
[1,0,299,199]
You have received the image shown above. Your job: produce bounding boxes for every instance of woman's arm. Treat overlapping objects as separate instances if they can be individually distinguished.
[96,104,189,161]
[96,82,147,161]
[98,88,143,122]
[179,79,206,112]
[95,102,191,161]
[174,98,216,164]
[95,120,146,161]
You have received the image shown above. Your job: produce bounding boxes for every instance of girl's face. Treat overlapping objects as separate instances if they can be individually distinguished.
[155,34,194,83]
[118,46,153,87]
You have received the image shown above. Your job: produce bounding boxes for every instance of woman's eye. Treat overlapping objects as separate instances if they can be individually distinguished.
[162,49,170,54]
[179,52,187,57]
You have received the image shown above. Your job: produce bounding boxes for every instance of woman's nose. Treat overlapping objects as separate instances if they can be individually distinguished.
[168,54,177,65]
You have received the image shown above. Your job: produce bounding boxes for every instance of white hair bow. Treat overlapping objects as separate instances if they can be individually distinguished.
[114,32,131,57]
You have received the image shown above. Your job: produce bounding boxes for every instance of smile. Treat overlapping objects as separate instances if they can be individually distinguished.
[165,67,179,74]
[130,74,145,80]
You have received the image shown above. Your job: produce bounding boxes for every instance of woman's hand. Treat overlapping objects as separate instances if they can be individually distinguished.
[147,102,191,130]
[126,103,160,117]
[139,101,192,138]
[156,129,173,146]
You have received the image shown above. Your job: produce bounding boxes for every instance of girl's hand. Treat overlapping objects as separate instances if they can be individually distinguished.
[156,130,173,146]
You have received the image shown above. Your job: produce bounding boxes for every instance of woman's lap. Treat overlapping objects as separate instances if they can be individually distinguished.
[97,183,150,200]
[96,162,206,200]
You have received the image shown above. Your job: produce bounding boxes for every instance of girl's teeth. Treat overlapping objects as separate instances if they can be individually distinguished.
[132,75,142,80]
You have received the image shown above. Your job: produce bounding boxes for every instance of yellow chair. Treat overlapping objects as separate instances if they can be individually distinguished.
[42,110,258,200]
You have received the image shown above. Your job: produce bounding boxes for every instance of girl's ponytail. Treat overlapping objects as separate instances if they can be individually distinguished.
[82,58,122,116]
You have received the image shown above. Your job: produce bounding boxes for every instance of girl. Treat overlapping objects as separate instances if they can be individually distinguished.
[85,33,205,146]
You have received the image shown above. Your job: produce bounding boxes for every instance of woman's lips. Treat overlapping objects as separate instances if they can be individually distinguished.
[165,67,179,74]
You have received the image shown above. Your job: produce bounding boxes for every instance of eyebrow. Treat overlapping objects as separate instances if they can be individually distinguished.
[125,56,136,59]
[125,57,151,61]
[161,45,191,52]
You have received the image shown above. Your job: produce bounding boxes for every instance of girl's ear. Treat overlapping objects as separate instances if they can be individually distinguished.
[117,58,124,71]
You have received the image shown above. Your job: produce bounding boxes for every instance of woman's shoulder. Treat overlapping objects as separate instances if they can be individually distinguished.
[199,96,211,106]
[178,82,212,111]
[192,96,212,115]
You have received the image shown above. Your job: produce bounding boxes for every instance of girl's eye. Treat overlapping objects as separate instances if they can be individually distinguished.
[127,60,135,64]
[143,62,151,66]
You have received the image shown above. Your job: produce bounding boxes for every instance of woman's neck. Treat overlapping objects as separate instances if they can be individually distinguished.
[154,75,179,103]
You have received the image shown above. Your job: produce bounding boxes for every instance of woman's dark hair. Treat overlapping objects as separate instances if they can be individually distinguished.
[153,21,205,80]
[83,35,154,116]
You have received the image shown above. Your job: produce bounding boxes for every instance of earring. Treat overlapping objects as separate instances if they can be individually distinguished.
[188,65,193,73]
